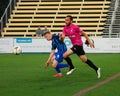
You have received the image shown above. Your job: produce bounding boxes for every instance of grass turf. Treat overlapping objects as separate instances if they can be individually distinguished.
[0,53,120,96]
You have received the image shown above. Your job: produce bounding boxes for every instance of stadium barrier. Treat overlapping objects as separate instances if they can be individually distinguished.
[0,38,120,53]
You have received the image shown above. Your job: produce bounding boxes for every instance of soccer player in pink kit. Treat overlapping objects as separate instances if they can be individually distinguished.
[62,15,101,78]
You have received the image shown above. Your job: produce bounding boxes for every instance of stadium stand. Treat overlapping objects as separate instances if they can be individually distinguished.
[103,0,120,38]
[2,0,111,37]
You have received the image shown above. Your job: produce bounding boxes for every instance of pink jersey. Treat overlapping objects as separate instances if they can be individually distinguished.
[62,23,84,46]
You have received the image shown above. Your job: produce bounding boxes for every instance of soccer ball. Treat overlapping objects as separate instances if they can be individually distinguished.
[13,46,22,55]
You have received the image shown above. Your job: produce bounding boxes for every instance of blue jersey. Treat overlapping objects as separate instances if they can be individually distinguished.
[51,34,67,53]
[51,34,67,62]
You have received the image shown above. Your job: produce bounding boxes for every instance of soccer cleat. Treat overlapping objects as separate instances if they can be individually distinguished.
[54,73,63,77]
[97,68,101,79]
[66,68,76,75]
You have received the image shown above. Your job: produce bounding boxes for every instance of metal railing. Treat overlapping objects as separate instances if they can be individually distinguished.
[108,0,120,37]
[102,32,120,38]
[0,0,19,31]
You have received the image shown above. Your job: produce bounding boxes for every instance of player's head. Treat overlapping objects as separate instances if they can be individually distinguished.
[43,31,52,41]
[65,15,73,26]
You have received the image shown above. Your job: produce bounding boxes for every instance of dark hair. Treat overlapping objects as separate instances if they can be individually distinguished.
[43,31,50,36]
[66,15,73,21]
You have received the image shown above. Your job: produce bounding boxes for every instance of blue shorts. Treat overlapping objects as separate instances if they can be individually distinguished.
[55,52,64,63]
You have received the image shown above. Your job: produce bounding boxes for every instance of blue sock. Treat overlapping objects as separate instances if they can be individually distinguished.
[57,64,69,68]
[55,67,61,73]
[55,64,69,73]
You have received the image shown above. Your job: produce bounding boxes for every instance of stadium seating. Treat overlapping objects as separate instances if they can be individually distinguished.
[103,0,120,38]
[2,0,111,37]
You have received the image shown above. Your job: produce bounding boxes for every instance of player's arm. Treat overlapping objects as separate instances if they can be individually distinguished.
[58,33,65,41]
[45,50,55,67]
[82,32,94,48]
[61,27,67,39]
[60,33,66,39]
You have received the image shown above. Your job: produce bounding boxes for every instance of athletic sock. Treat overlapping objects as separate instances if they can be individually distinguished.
[55,67,61,73]
[55,64,69,73]
[85,59,98,71]
[57,64,69,68]
[64,57,74,69]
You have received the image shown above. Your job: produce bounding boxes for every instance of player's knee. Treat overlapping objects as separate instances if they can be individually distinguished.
[80,56,87,62]
[63,53,68,58]
[52,64,57,68]
[81,59,86,63]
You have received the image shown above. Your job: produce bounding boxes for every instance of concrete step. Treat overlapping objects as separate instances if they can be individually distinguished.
[112,29,120,33]
[112,25,120,27]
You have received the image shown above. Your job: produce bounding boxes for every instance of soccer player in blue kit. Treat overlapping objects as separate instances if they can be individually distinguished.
[43,31,74,77]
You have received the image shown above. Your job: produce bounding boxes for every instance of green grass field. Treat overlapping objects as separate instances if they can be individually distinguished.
[0,53,120,96]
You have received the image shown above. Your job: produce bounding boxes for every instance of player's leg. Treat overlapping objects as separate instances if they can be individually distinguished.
[80,55,101,78]
[52,60,62,77]
[74,45,101,78]
[75,45,98,71]
[64,57,74,69]
[52,52,69,77]
[64,48,75,70]
[80,55,98,71]
[52,60,69,77]
[63,48,73,58]
[63,48,76,75]
[52,60,69,69]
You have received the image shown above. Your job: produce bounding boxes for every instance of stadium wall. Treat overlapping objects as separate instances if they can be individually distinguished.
[0,38,120,53]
